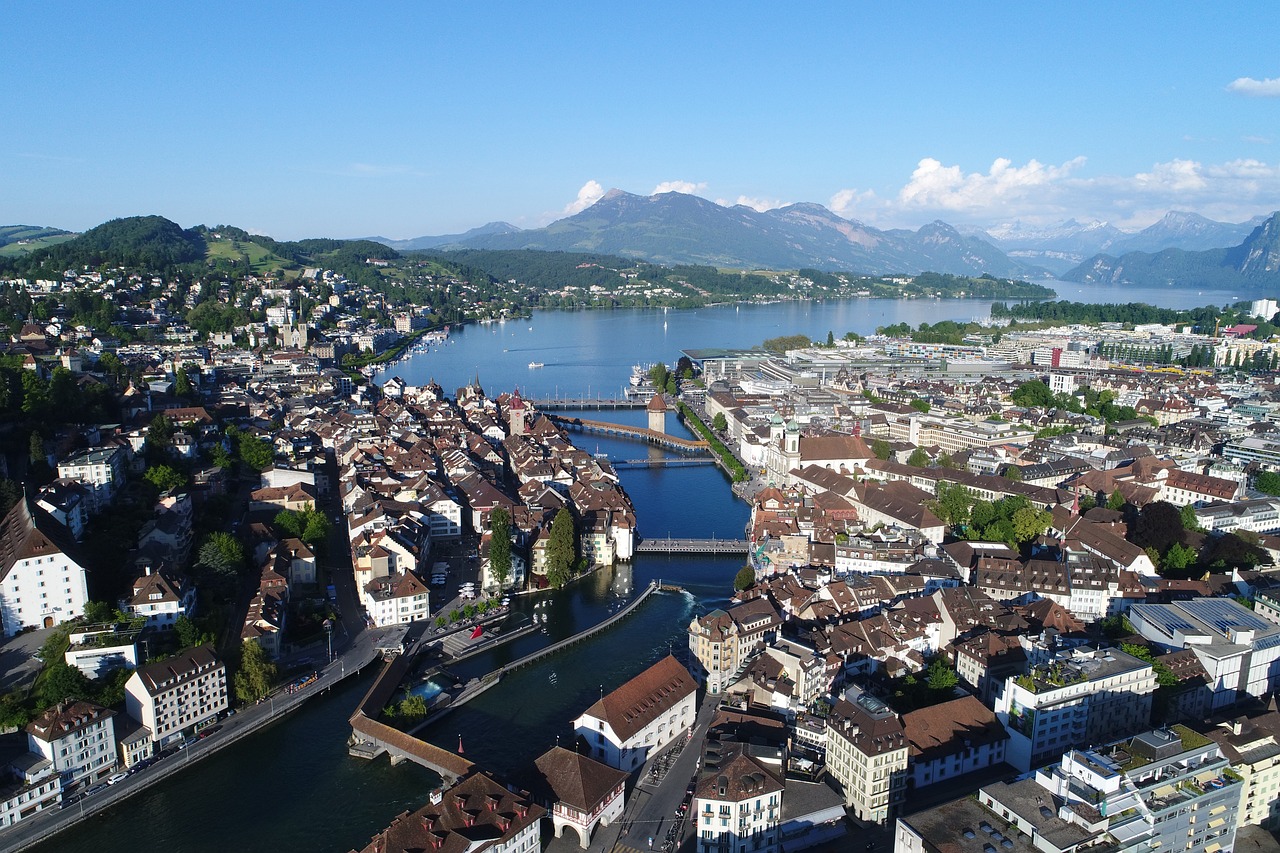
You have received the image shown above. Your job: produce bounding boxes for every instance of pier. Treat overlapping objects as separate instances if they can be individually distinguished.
[635,537,750,554]
[547,414,710,453]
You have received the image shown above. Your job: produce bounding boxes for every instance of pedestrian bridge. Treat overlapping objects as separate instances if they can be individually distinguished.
[348,651,474,784]
[546,415,710,453]
[635,537,750,554]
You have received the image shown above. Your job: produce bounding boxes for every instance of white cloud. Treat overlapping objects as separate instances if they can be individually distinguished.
[1228,76,1280,97]
[828,188,878,218]
[898,156,1087,211]
[871,155,1280,231]
[563,180,605,215]
[651,180,708,196]
[714,195,786,212]
[1244,135,1272,144]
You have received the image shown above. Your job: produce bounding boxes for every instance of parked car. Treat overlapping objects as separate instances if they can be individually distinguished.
[107,772,128,785]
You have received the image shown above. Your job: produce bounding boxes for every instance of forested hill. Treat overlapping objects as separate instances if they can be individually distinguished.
[0,216,207,277]
[1062,211,1280,288]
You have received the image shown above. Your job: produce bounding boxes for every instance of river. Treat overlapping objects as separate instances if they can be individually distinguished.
[34,283,1239,852]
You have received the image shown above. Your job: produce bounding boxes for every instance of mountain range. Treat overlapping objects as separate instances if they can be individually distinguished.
[377,190,1277,284]
[1061,211,1280,288]
[970,211,1268,275]
[364,221,520,252]
[392,189,1041,278]
[9,194,1279,289]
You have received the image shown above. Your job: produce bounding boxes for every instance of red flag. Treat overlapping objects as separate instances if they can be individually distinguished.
[470,625,483,639]
[458,735,464,754]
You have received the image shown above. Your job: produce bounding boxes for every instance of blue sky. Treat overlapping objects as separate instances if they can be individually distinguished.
[4,2,1279,239]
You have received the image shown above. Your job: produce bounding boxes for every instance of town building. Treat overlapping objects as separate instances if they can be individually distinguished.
[1206,711,1280,830]
[0,498,90,636]
[348,771,544,853]
[1127,598,1280,710]
[533,746,628,849]
[55,446,126,514]
[573,655,697,772]
[901,696,1010,789]
[693,740,784,853]
[688,598,782,695]
[25,700,117,791]
[994,645,1156,771]
[825,689,909,824]
[124,645,228,747]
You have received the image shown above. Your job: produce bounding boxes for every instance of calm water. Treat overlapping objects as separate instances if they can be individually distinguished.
[41,284,1232,852]
[374,281,1247,399]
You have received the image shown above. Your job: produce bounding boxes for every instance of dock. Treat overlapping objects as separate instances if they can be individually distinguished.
[530,398,646,410]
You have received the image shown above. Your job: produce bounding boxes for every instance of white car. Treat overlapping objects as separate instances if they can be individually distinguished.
[107,772,128,785]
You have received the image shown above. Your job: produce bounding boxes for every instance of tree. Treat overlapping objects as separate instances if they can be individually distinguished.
[488,507,512,588]
[826,330,835,348]
[1163,542,1197,572]
[924,658,958,692]
[1003,465,1023,482]
[711,412,728,432]
[233,640,276,703]
[39,662,91,706]
[1107,490,1127,511]
[1179,503,1202,532]
[871,438,891,461]
[147,413,175,453]
[909,398,930,413]
[1132,501,1184,555]
[28,431,45,465]
[174,615,212,649]
[932,481,974,527]
[82,600,115,625]
[1256,471,1280,496]
[174,367,193,397]
[1010,380,1054,408]
[545,508,576,589]
[733,564,756,591]
[144,464,187,493]
[906,448,930,467]
[239,434,274,471]
[1011,505,1052,544]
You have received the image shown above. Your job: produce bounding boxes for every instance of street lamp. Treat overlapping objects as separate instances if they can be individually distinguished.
[324,618,334,663]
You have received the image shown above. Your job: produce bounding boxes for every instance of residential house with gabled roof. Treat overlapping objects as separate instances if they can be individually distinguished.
[122,564,195,630]
[692,742,785,853]
[573,655,697,772]
[364,569,430,628]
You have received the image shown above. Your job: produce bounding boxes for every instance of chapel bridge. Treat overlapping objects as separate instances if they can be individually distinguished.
[545,414,710,453]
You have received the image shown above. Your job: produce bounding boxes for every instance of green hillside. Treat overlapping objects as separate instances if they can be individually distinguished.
[0,225,76,257]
